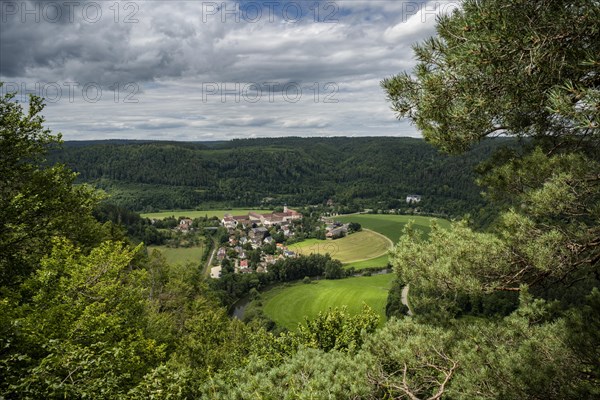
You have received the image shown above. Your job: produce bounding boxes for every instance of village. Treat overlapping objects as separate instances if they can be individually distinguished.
[156,194,424,280]
[209,206,354,278]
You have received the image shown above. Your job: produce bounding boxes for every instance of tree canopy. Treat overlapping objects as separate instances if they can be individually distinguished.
[0,86,103,292]
[381,0,599,397]
[382,0,599,153]
[49,136,507,220]
[384,0,599,299]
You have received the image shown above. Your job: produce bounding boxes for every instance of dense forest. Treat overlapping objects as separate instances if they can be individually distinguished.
[49,137,513,222]
[2,0,599,398]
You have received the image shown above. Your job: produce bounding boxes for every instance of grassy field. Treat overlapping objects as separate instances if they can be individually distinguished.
[261,274,394,330]
[289,230,391,264]
[289,215,451,269]
[344,254,391,270]
[147,245,205,266]
[141,209,273,220]
[335,214,451,243]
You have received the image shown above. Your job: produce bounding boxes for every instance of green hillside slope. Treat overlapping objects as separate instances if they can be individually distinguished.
[50,137,513,221]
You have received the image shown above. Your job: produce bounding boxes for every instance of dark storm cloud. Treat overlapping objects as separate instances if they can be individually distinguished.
[1,0,224,84]
[1,1,445,85]
[0,0,460,139]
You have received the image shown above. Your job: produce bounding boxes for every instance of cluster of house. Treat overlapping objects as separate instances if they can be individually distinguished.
[214,239,298,275]
[220,207,302,245]
[210,240,298,278]
[210,207,303,278]
[176,218,193,232]
[221,206,302,230]
[325,221,349,239]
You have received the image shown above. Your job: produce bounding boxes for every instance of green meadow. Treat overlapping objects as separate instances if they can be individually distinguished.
[344,254,391,270]
[289,215,451,270]
[289,230,391,264]
[335,214,451,243]
[147,245,205,266]
[261,274,395,330]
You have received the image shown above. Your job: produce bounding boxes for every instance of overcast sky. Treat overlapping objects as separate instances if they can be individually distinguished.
[0,0,460,140]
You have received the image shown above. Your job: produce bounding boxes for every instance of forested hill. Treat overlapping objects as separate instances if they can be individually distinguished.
[50,137,511,218]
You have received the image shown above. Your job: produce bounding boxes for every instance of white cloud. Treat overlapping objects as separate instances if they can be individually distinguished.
[0,0,459,140]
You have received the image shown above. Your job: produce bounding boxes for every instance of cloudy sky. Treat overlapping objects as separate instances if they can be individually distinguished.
[0,0,460,140]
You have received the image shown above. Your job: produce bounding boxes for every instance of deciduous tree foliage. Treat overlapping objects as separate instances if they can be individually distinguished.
[50,136,507,220]
[0,88,101,291]
[296,305,379,352]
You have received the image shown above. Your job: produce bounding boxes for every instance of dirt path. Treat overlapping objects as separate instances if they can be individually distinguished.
[401,284,413,316]
[204,247,216,276]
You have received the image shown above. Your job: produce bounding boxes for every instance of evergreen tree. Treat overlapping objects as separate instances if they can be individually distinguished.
[382,0,599,396]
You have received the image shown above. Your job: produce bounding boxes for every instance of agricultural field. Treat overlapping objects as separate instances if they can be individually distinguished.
[335,214,451,243]
[344,254,391,270]
[332,214,451,269]
[147,244,205,266]
[261,273,395,330]
[289,230,391,264]
[141,209,273,220]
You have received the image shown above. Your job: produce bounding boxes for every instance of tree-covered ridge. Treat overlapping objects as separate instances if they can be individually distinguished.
[50,137,511,219]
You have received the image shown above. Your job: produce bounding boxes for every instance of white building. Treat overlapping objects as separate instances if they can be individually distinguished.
[210,266,222,279]
[406,194,422,204]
